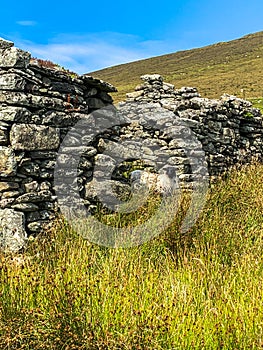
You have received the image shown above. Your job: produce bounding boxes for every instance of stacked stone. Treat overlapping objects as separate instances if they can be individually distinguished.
[1,38,263,252]
[125,74,263,180]
[0,37,117,251]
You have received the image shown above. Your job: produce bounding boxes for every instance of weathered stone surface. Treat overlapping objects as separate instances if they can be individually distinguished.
[0,106,31,122]
[29,151,57,159]
[14,190,53,204]
[81,75,117,93]
[0,181,19,192]
[141,74,163,82]
[41,111,80,127]
[0,37,14,50]
[27,220,49,233]
[99,91,113,103]
[126,91,144,99]
[85,180,131,202]
[0,127,8,145]
[0,47,30,68]
[93,154,116,179]
[1,190,21,199]
[0,146,17,176]
[0,73,27,91]
[12,203,39,211]
[27,210,54,222]
[86,97,107,109]
[10,124,60,150]
[0,209,27,252]
[0,91,65,110]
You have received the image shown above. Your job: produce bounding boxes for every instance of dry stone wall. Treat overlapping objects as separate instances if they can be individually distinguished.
[0,39,262,252]
[0,38,117,251]
[126,74,263,179]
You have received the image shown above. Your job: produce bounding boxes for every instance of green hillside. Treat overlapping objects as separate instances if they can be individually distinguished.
[89,31,263,102]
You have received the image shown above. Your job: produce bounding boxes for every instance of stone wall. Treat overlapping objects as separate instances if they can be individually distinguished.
[0,39,262,251]
[126,74,263,180]
[0,38,117,251]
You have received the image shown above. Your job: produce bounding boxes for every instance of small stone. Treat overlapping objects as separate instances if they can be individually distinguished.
[12,203,39,211]
[135,84,145,91]
[0,37,14,49]
[1,190,21,199]
[0,209,27,252]
[24,181,39,193]
[0,127,8,145]
[0,182,19,192]
[85,88,98,97]
[0,146,17,177]
[163,82,175,91]
[126,91,144,99]
[27,221,49,233]
[141,74,163,82]
[40,181,51,191]
[14,190,53,204]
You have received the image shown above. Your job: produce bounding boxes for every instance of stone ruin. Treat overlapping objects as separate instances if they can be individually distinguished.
[0,38,262,251]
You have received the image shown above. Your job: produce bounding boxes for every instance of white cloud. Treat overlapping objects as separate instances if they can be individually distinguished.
[16,21,37,27]
[14,33,178,74]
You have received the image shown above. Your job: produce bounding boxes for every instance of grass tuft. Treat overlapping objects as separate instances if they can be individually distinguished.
[0,162,263,349]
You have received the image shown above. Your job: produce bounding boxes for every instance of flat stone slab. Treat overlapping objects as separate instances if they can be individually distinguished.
[10,124,60,150]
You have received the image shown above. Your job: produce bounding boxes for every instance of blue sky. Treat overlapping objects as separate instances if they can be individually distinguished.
[1,0,263,74]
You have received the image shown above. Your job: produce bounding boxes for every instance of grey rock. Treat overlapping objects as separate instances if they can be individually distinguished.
[85,87,98,97]
[26,210,54,223]
[81,75,117,93]
[14,190,53,204]
[0,127,8,145]
[0,73,27,91]
[0,209,27,252]
[27,221,50,233]
[0,37,14,50]
[29,151,57,159]
[99,91,113,103]
[0,91,65,110]
[12,203,39,211]
[1,190,21,199]
[0,106,32,122]
[0,47,30,68]
[86,97,107,109]
[0,146,17,176]
[24,181,39,193]
[10,124,60,150]
[141,74,163,82]
[85,180,131,203]
[126,91,144,99]
[0,181,19,192]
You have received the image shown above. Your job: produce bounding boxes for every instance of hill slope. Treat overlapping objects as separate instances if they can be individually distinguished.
[88,31,263,102]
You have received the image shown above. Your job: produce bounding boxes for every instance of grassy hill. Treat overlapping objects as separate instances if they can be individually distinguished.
[89,31,263,103]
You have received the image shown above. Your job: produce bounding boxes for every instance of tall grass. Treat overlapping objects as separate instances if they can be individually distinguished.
[0,163,263,349]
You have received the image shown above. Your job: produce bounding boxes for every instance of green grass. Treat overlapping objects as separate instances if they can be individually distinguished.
[88,31,263,103]
[249,98,263,113]
[1,163,263,349]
